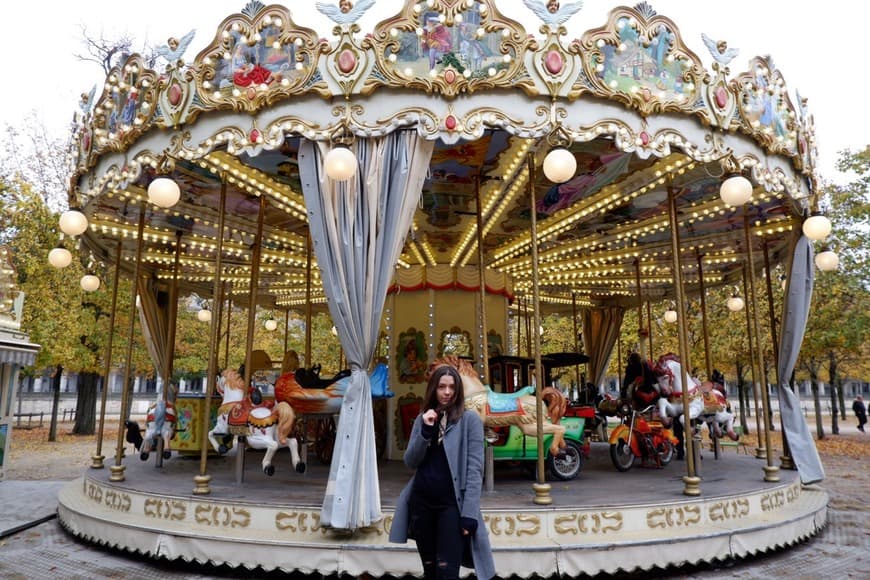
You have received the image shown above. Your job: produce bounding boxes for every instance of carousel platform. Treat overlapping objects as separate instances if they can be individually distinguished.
[57,441,827,578]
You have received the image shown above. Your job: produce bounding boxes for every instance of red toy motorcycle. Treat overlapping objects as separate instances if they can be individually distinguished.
[609,403,679,472]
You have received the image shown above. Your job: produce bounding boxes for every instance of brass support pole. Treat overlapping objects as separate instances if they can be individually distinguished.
[223,288,232,369]
[742,262,763,452]
[634,259,646,359]
[744,214,779,482]
[237,194,267,485]
[572,293,580,396]
[763,241,793,469]
[110,204,147,482]
[697,252,712,378]
[194,181,228,494]
[243,195,267,388]
[305,231,313,367]
[528,153,551,505]
[667,187,701,496]
[525,296,532,358]
[646,300,654,359]
[165,231,183,386]
[475,174,490,385]
[283,308,290,356]
[91,239,123,469]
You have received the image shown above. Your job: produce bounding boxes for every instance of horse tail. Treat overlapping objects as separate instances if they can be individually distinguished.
[541,386,567,424]
[276,401,297,446]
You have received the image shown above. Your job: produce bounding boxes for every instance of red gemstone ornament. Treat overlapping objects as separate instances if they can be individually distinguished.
[640,131,650,145]
[714,85,728,109]
[444,69,456,84]
[249,129,261,143]
[338,49,356,74]
[169,83,183,106]
[544,50,563,75]
[445,115,457,131]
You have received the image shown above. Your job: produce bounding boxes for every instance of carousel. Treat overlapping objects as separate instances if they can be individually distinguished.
[55,0,830,576]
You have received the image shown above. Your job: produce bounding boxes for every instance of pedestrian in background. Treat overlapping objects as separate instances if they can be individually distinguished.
[389,365,495,580]
[852,395,867,432]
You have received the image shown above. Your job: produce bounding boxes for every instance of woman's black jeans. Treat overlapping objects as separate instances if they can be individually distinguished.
[410,500,462,580]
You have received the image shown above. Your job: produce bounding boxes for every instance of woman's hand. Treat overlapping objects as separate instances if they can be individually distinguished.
[422,409,439,426]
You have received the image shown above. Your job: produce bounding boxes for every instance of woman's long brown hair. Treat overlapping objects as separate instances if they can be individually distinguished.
[423,365,465,424]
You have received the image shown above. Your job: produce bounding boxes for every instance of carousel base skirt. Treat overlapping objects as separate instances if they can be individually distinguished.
[57,443,827,578]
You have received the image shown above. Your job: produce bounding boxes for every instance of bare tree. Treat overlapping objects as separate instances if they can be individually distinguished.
[75,25,136,74]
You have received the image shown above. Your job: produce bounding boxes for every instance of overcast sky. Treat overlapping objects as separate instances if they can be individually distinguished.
[3,1,864,183]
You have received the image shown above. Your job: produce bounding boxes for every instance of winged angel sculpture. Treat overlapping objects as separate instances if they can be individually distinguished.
[701,33,739,67]
[155,29,196,65]
[523,0,584,27]
[316,0,376,25]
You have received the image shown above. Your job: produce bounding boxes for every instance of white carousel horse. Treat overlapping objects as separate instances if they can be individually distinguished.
[139,384,177,461]
[653,354,738,441]
[208,368,305,476]
[431,355,569,456]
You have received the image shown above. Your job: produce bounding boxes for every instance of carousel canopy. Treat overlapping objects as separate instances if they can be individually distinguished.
[66,0,816,311]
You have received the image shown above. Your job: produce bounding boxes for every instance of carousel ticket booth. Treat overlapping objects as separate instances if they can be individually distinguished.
[56,1,829,576]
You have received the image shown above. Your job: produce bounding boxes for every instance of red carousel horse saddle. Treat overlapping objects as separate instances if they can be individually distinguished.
[226,401,277,433]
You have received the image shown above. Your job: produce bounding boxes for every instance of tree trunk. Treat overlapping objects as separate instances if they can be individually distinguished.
[810,371,824,440]
[48,365,62,442]
[827,351,840,434]
[72,372,99,435]
[736,359,749,434]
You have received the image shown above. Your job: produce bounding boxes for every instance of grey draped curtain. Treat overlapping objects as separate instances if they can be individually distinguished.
[777,234,825,484]
[582,306,625,389]
[136,276,169,381]
[299,132,434,530]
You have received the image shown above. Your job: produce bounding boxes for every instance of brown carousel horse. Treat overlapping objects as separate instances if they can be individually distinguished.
[430,355,569,456]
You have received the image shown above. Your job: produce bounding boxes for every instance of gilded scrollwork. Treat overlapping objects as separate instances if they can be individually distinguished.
[275,510,327,534]
[575,7,706,117]
[708,498,750,522]
[368,0,534,98]
[191,5,330,114]
[646,504,701,528]
[554,511,623,535]
[144,498,186,521]
[68,0,818,192]
[194,503,251,528]
[90,55,160,156]
[733,56,798,157]
[102,489,132,512]
[489,513,539,536]
[761,489,787,512]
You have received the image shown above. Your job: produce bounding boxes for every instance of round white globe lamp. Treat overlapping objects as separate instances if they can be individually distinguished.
[264,318,279,331]
[726,295,745,312]
[59,209,89,237]
[719,175,753,206]
[197,308,212,323]
[542,148,577,183]
[147,177,181,208]
[815,249,839,271]
[802,214,832,241]
[663,309,678,323]
[48,246,72,268]
[324,146,357,181]
[80,274,101,292]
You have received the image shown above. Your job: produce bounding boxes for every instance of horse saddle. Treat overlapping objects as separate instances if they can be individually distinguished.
[701,391,724,413]
[228,401,276,431]
[146,402,176,424]
[295,367,351,388]
[486,386,534,414]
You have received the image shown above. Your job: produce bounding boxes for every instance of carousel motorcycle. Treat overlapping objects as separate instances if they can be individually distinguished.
[609,403,679,472]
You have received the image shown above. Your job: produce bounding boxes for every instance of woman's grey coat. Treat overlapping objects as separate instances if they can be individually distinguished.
[389,410,495,580]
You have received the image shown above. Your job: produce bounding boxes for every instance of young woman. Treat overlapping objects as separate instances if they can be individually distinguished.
[389,365,495,580]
